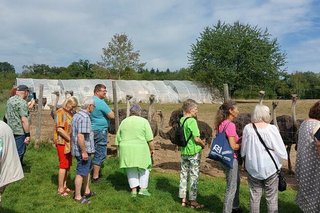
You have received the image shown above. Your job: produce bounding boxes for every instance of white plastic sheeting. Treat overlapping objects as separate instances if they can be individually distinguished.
[16,78,220,107]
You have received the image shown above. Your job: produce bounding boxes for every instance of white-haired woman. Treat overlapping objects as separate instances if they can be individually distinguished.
[241,104,287,213]
[115,104,154,197]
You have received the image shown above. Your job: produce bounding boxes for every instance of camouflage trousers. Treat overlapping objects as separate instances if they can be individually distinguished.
[179,152,201,201]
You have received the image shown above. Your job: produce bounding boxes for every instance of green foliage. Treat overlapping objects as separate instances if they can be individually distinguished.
[189,20,287,96]
[98,33,146,79]
[0,62,15,73]
[0,143,302,213]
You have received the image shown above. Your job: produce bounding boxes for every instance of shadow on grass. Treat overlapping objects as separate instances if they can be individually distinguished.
[106,171,128,191]
[155,177,223,212]
[0,206,18,213]
[50,173,75,190]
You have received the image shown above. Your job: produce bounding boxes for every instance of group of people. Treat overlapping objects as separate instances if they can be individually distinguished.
[1,83,320,212]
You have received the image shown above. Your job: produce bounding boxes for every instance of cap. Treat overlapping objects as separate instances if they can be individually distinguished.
[130,104,142,114]
[16,85,29,91]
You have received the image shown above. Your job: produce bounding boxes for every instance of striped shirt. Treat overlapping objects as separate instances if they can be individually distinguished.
[71,109,95,156]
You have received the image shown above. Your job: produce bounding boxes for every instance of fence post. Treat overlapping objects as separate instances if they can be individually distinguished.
[35,84,43,149]
[112,81,119,132]
[223,83,230,101]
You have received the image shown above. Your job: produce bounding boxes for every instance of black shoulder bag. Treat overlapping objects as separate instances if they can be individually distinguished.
[252,123,287,191]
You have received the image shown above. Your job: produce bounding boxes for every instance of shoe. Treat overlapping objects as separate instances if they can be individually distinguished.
[138,188,151,196]
[131,191,137,198]
[74,196,91,204]
[84,191,97,198]
[232,208,243,213]
[189,200,204,209]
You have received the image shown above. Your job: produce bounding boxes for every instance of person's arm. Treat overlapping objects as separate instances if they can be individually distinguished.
[107,111,115,119]
[57,128,70,142]
[21,116,30,144]
[316,140,320,155]
[77,133,88,160]
[148,140,155,155]
[228,136,240,150]
[194,136,205,148]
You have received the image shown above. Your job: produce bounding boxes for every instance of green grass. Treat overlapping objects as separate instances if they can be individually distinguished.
[0,102,5,120]
[0,143,302,213]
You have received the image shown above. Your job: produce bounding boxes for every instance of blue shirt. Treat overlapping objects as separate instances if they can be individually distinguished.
[72,109,95,156]
[91,96,112,131]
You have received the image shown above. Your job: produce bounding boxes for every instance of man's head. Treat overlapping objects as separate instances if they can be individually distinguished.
[130,104,142,116]
[16,85,30,100]
[81,96,95,113]
[94,84,107,99]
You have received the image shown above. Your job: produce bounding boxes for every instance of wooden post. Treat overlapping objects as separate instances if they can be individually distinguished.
[35,84,44,148]
[112,81,119,133]
[223,83,230,101]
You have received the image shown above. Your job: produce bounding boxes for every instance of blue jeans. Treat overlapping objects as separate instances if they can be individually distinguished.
[75,155,92,176]
[92,129,108,166]
[14,135,26,163]
[222,158,240,213]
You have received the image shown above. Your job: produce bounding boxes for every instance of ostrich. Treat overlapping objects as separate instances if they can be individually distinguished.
[49,90,74,119]
[158,108,213,145]
[271,94,303,174]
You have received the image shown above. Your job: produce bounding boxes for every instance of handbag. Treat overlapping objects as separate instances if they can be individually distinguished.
[208,122,234,169]
[252,123,287,191]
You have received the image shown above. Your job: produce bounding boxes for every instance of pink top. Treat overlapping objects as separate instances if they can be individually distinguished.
[218,119,240,159]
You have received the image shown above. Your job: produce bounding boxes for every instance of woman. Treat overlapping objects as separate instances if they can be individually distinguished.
[215,100,241,213]
[296,101,320,212]
[178,99,206,208]
[241,104,287,213]
[115,104,154,197]
[54,96,78,196]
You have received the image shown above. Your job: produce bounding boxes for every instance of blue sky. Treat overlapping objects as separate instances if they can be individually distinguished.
[0,0,319,73]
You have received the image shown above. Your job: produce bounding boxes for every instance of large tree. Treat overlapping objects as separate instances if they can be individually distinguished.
[99,33,145,79]
[189,21,287,96]
[0,62,15,73]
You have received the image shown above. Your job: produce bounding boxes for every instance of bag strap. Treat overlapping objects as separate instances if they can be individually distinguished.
[220,121,230,133]
[252,123,280,172]
[181,117,193,143]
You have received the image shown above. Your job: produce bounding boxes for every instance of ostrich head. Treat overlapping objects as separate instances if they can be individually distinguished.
[291,94,298,105]
[272,101,279,110]
[52,91,60,97]
[126,94,133,101]
[259,90,265,104]
[149,94,155,104]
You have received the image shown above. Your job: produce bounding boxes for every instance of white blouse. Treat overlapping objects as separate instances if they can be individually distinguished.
[241,123,288,180]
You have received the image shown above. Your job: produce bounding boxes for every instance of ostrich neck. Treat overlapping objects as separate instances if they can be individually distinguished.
[292,103,298,126]
[272,106,278,129]
[148,102,153,122]
[126,101,130,117]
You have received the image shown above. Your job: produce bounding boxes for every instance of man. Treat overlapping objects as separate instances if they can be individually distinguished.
[6,85,31,165]
[71,96,96,204]
[0,120,24,204]
[91,84,114,182]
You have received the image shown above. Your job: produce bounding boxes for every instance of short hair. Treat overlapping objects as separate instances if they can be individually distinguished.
[62,96,78,109]
[130,104,142,116]
[181,99,198,113]
[309,101,320,120]
[81,96,94,109]
[94,84,106,93]
[251,104,271,123]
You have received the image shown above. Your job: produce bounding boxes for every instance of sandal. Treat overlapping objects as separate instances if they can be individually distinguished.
[181,198,188,207]
[64,187,74,194]
[74,196,91,204]
[57,189,69,197]
[190,200,204,209]
[84,191,96,198]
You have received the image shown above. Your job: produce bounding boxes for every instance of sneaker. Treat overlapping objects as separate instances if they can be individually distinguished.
[232,208,243,213]
[131,191,137,198]
[138,189,151,196]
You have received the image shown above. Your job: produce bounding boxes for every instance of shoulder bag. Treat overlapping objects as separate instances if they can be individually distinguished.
[252,123,287,191]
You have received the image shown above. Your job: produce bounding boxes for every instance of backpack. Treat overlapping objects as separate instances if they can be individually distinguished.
[173,117,192,147]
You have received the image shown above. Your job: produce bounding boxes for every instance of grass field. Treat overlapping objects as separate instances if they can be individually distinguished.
[0,143,302,213]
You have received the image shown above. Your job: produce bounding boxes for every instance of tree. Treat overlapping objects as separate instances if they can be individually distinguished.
[67,59,94,78]
[189,21,287,96]
[0,62,15,73]
[98,33,145,79]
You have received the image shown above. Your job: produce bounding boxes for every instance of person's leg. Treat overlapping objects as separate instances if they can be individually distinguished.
[188,153,201,201]
[223,159,239,213]
[0,186,6,203]
[92,130,107,180]
[179,156,190,206]
[138,168,150,189]
[248,173,264,213]
[56,144,68,194]
[14,135,26,164]
[232,159,241,211]
[264,172,279,213]
[74,174,84,200]
[126,168,139,196]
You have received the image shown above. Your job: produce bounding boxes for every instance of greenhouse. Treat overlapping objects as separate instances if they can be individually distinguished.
[16,78,222,108]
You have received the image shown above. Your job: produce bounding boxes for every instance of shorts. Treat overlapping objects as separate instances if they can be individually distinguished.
[92,129,108,166]
[56,144,72,169]
[75,155,92,176]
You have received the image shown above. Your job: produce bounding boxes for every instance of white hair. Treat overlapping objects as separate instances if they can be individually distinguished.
[251,104,271,123]
[81,96,94,109]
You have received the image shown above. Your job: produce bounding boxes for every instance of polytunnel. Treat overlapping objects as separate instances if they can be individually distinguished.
[16,78,221,107]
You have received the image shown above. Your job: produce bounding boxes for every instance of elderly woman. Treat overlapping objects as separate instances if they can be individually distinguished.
[179,99,205,209]
[215,100,242,213]
[296,101,320,212]
[241,104,287,213]
[54,96,78,196]
[115,104,154,197]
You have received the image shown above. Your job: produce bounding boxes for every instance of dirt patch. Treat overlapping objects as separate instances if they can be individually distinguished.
[31,99,315,187]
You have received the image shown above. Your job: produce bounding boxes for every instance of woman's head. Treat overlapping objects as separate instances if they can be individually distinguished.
[182,99,198,117]
[251,104,271,123]
[130,104,142,116]
[215,100,238,128]
[63,96,78,112]
[309,101,320,120]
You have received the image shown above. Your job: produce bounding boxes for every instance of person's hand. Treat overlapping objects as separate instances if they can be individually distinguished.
[24,137,30,145]
[81,151,88,160]
[150,150,155,156]
[316,140,320,155]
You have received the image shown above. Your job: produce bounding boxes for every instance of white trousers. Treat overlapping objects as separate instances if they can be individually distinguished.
[126,167,150,189]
